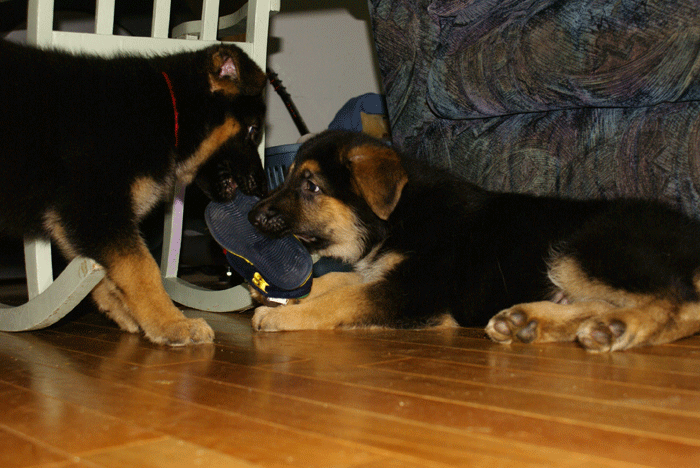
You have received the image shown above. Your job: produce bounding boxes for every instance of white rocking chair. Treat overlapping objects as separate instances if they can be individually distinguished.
[0,0,279,331]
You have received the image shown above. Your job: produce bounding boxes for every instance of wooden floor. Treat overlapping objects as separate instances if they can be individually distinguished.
[2,293,700,467]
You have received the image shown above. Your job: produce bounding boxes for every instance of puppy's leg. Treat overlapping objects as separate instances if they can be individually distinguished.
[486,254,635,346]
[487,251,700,351]
[576,300,700,351]
[44,209,211,345]
[100,241,214,346]
[91,278,139,333]
[486,300,615,345]
[487,297,700,352]
[250,271,363,307]
[252,272,370,331]
[293,271,364,302]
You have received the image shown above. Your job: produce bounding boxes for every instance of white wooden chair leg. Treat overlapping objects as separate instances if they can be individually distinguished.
[23,238,53,299]
[160,182,252,312]
[0,244,105,331]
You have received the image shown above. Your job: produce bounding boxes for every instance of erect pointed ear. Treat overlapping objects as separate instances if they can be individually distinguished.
[346,145,408,220]
[208,46,266,96]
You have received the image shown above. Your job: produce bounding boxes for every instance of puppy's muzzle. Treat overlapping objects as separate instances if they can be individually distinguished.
[249,200,288,237]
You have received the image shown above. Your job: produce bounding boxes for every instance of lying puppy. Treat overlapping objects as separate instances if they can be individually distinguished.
[0,39,267,345]
[249,130,700,352]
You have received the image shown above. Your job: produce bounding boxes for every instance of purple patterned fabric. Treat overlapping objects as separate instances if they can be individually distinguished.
[369,0,700,216]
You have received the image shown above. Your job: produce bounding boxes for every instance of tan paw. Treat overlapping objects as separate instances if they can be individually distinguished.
[576,318,627,352]
[252,305,312,331]
[486,307,540,344]
[252,306,289,331]
[145,317,215,346]
[252,304,336,331]
[104,310,140,334]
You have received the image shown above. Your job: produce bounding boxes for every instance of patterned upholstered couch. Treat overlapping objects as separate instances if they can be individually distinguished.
[368,0,700,217]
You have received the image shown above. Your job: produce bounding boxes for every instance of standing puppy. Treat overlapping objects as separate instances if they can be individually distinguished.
[0,39,267,345]
[250,130,700,352]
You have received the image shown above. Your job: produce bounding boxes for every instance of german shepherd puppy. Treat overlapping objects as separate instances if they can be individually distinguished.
[0,39,267,345]
[249,130,700,352]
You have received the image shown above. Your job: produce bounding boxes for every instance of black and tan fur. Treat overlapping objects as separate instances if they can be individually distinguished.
[249,130,700,352]
[0,39,267,345]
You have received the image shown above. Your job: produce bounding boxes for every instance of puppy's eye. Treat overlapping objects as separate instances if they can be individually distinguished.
[247,124,260,142]
[302,180,320,194]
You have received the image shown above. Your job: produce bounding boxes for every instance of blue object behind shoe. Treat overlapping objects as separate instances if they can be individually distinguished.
[328,93,388,132]
[265,143,301,191]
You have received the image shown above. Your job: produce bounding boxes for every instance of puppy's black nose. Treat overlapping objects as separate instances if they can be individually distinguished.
[248,203,277,230]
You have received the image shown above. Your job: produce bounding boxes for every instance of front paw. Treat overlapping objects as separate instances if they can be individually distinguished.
[252,304,329,331]
[145,317,215,346]
[252,305,289,331]
[486,307,539,344]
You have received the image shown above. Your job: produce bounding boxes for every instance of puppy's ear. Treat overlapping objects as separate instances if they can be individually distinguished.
[208,46,266,96]
[346,145,408,220]
[217,56,238,80]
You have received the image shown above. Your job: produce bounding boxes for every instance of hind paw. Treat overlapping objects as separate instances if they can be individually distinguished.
[577,319,627,352]
[486,307,539,344]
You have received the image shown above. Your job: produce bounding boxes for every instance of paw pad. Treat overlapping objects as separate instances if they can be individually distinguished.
[486,308,538,344]
[578,319,627,352]
[515,320,538,343]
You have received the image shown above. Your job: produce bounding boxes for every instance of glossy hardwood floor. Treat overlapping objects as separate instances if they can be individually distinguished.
[2,282,700,467]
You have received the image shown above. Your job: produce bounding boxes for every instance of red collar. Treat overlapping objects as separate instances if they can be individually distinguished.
[161,71,179,148]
